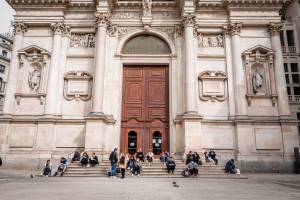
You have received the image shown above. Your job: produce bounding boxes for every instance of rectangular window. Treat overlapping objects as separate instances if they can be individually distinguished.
[285,74,290,84]
[280,31,285,46]
[284,63,288,72]
[294,87,300,95]
[287,87,291,95]
[291,63,299,72]
[292,74,300,83]
[287,30,295,46]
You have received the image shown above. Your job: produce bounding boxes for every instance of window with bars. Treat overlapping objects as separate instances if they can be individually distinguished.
[0,64,5,73]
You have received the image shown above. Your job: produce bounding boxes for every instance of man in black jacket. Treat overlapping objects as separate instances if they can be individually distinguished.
[109,148,118,177]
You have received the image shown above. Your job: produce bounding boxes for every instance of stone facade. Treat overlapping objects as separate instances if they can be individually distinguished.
[0,0,299,172]
[0,33,12,111]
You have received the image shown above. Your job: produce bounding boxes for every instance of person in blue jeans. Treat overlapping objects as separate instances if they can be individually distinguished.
[109,148,118,177]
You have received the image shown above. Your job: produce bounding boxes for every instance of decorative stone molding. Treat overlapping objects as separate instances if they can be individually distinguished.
[62,25,71,37]
[142,0,152,17]
[95,12,111,26]
[174,25,184,38]
[182,13,195,27]
[224,23,242,36]
[63,71,93,101]
[197,33,224,47]
[107,24,118,37]
[268,23,282,36]
[70,33,95,48]
[16,45,51,105]
[198,71,228,102]
[12,22,27,35]
[242,45,278,106]
[50,22,66,35]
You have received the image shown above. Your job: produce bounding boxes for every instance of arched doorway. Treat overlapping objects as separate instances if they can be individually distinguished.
[120,34,170,155]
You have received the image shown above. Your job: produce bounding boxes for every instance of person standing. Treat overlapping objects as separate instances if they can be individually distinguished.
[119,153,126,179]
[109,148,118,178]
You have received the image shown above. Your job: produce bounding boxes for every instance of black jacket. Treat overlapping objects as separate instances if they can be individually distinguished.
[109,151,118,163]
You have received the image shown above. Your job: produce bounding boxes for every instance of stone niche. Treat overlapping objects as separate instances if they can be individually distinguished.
[198,71,228,102]
[242,45,278,106]
[16,45,51,105]
[63,71,93,101]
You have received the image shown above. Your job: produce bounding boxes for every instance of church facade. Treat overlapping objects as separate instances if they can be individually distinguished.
[0,0,299,172]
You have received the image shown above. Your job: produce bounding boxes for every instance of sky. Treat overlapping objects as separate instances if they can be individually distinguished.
[0,0,15,34]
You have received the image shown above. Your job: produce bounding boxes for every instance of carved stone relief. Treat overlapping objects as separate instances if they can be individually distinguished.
[198,71,228,102]
[197,33,224,47]
[63,71,93,101]
[70,33,95,48]
[16,45,51,105]
[242,45,278,105]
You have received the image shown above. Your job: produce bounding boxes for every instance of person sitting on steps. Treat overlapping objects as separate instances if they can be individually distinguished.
[208,150,218,165]
[42,160,52,177]
[89,153,99,167]
[136,148,145,162]
[166,156,176,174]
[71,151,81,163]
[81,152,89,167]
[146,150,154,165]
[187,160,199,176]
[225,159,240,174]
[54,157,68,176]
[127,155,136,171]
[132,158,142,177]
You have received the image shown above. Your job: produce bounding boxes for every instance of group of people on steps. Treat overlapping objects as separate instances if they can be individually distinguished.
[40,148,240,177]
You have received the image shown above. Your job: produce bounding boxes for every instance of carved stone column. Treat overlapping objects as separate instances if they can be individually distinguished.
[268,23,290,117]
[3,22,27,115]
[90,12,110,116]
[55,25,70,115]
[227,23,248,118]
[182,14,198,115]
[44,22,64,116]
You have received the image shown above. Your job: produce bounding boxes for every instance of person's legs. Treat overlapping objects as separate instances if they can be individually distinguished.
[121,168,125,178]
[214,158,218,165]
[111,162,116,176]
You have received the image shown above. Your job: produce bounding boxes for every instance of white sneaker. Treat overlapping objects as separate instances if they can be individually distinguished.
[137,174,140,177]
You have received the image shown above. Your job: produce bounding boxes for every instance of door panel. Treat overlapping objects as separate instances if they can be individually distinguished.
[121,66,169,155]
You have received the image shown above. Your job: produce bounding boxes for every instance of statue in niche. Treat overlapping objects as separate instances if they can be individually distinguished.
[28,69,41,93]
[143,0,152,17]
[252,68,263,94]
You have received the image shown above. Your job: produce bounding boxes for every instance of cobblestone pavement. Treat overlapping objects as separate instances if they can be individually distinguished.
[0,169,300,200]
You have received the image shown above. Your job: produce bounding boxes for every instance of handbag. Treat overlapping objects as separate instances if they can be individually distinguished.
[116,167,121,173]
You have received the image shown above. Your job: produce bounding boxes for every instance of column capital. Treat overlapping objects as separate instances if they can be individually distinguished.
[268,22,283,36]
[62,25,71,37]
[182,13,195,27]
[12,22,27,35]
[95,12,111,27]
[50,22,66,35]
[224,23,242,36]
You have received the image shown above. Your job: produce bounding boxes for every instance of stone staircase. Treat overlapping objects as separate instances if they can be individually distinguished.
[63,159,247,179]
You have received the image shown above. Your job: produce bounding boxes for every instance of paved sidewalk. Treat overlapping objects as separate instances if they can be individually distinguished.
[0,169,300,200]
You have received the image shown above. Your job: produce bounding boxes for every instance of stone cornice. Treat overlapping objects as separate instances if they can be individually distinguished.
[6,0,70,6]
[223,0,291,5]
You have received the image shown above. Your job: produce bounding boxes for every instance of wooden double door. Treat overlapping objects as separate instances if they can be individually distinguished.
[121,65,169,155]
